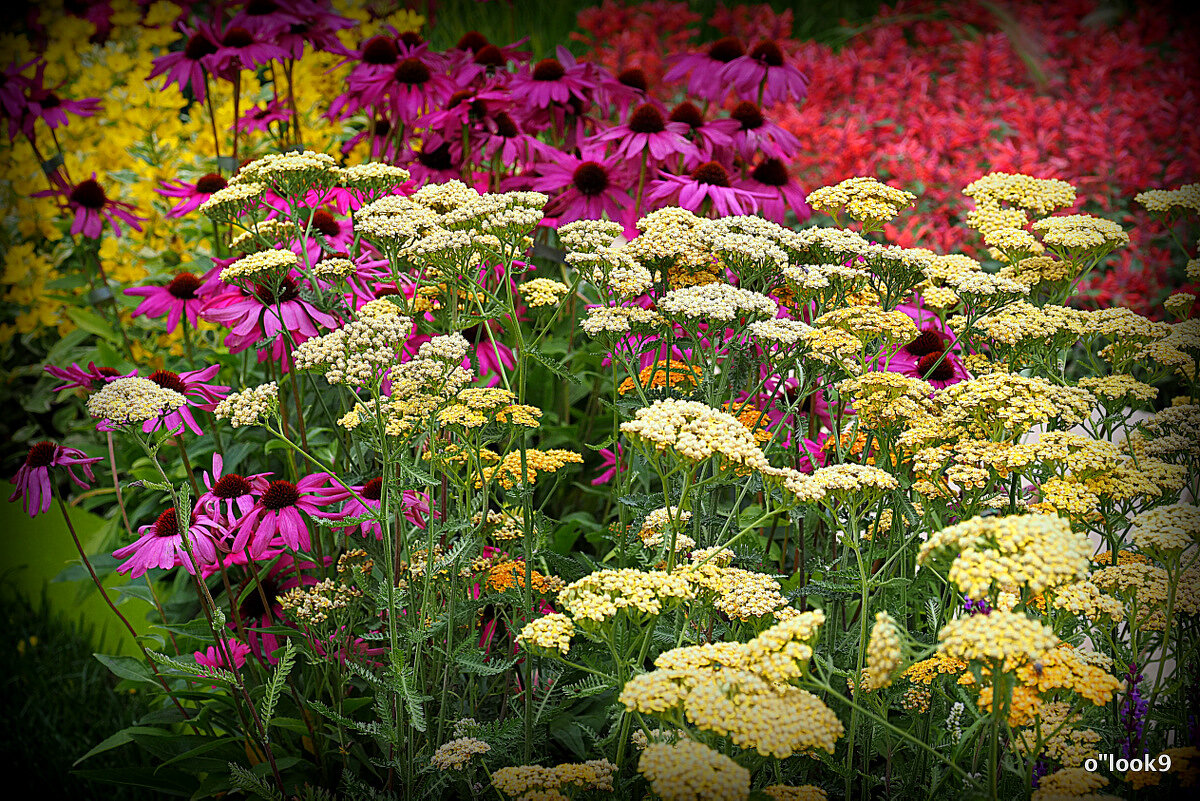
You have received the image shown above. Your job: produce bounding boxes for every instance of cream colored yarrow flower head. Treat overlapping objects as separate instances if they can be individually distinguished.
[620,398,771,471]
[556,568,695,623]
[516,613,575,655]
[409,179,480,213]
[198,182,266,219]
[219,248,298,283]
[236,150,339,187]
[919,514,1092,600]
[864,611,903,689]
[1032,214,1130,252]
[580,305,661,336]
[430,737,490,771]
[657,283,778,323]
[638,739,750,801]
[937,610,1059,670]
[558,219,623,251]
[310,257,356,279]
[87,377,187,426]
[1134,183,1200,215]
[806,176,917,226]
[212,383,278,428]
[519,278,570,307]
[963,172,1076,218]
[339,162,411,191]
[787,464,898,505]
[1130,503,1200,554]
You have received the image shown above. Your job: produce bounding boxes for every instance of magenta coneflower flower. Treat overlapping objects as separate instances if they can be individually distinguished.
[528,145,631,225]
[203,21,287,79]
[9,441,102,517]
[345,47,451,125]
[663,36,746,102]
[646,161,762,217]
[591,444,624,486]
[480,110,549,165]
[158,173,229,218]
[149,20,220,102]
[113,506,222,578]
[720,39,808,106]
[36,173,145,239]
[194,637,251,674]
[125,271,218,333]
[880,304,968,388]
[44,362,133,393]
[725,100,800,161]
[201,274,338,358]
[0,57,34,124]
[590,102,691,165]
[197,453,270,526]
[330,478,430,539]
[17,65,101,139]
[739,157,811,224]
[508,46,596,111]
[667,101,738,167]
[141,365,230,437]
[235,98,292,133]
[232,473,338,556]
[404,139,463,186]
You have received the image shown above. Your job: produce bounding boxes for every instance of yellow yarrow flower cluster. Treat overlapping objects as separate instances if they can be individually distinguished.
[556,568,696,624]
[863,612,903,689]
[806,176,917,227]
[490,759,616,799]
[621,398,771,472]
[637,740,749,801]
[919,514,1091,600]
[937,610,1059,671]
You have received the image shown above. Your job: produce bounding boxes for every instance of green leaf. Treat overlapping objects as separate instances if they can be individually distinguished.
[65,307,118,343]
[94,653,159,685]
[261,640,297,738]
[456,649,518,676]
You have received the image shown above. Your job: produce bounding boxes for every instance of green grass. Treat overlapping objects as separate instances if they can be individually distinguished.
[0,583,155,798]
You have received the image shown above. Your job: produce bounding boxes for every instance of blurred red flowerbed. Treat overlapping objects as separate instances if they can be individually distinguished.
[575,0,1200,315]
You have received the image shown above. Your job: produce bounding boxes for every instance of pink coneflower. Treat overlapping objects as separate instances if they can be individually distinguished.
[194,637,252,674]
[528,145,631,225]
[197,453,270,526]
[201,274,338,358]
[158,173,229,218]
[591,444,624,486]
[125,271,217,333]
[142,365,230,437]
[646,161,762,217]
[232,473,338,556]
[725,100,800,160]
[404,140,463,186]
[720,39,808,106]
[1,57,34,124]
[271,3,356,60]
[448,31,528,83]
[330,477,431,539]
[480,110,549,165]
[739,157,811,224]
[663,35,746,102]
[235,98,292,133]
[149,21,220,102]
[590,102,691,165]
[9,441,102,517]
[508,46,596,111]
[203,21,288,79]
[36,173,145,239]
[44,362,133,393]
[667,101,738,167]
[113,506,222,578]
[16,65,101,139]
[883,322,968,389]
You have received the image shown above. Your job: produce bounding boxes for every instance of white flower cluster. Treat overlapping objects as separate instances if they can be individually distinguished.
[581,305,661,336]
[87,377,187,426]
[658,283,778,323]
[558,219,624,251]
[213,383,278,428]
[621,398,770,470]
[293,309,413,386]
[339,162,411,190]
[748,317,812,346]
[198,182,266,219]
[219,248,298,283]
